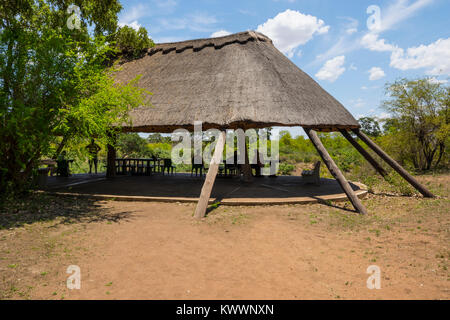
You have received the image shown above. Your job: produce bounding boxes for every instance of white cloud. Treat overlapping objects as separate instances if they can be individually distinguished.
[342,17,358,35]
[158,12,218,32]
[390,38,450,75]
[238,9,257,16]
[210,30,232,38]
[350,98,366,108]
[376,112,391,120]
[428,77,448,84]
[361,85,380,90]
[360,1,440,71]
[314,16,359,63]
[316,1,434,65]
[256,9,329,58]
[349,63,357,71]
[119,4,148,24]
[357,2,450,76]
[118,3,148,31]
[118,20,141,31]
[191,12,217,26]
[315,56,346,82]
[315,35,360,63]
[361,33,397,52]
[368,67,386,81]
[152,36,187,43]
[376,0,434,34]
[153,0,177,11]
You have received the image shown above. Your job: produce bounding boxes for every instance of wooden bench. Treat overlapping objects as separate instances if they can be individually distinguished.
[302,161,321,186]
[39,159,57,176]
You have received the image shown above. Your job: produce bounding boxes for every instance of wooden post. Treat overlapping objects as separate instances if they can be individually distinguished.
[106,143,116,178]
[106,132,116,178]
[194,131,226,219]
[242,139,253,182]
[304,128,368,215]
[339,129,387,177]
[352,129,435,198]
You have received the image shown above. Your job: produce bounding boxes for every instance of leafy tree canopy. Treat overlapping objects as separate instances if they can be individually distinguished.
[358,117,382,137]
[0,0,152,194]
[117,133,149,158]
[114,25,154,58]
[382,78,449,171]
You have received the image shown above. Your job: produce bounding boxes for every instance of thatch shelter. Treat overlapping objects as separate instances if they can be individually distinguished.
[116,31,359,132]
[110,31,434,218]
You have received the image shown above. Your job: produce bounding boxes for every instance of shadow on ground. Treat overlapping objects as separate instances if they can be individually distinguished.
[0,192,133,229]
[47,174,363,200]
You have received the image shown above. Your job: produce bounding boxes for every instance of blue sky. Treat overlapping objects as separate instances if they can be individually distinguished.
[118,0,450,137]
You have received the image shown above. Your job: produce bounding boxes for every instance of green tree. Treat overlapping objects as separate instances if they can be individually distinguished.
[0,1,151,194]
[117,133,149,158]
[114,25,154,58]
[148,133,163,143]
[382,78,449,171]
[147,133,171,144]
[358,117,381,137]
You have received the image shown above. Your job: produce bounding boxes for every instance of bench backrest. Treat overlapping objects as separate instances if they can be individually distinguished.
[313,161,321,176]
[40,159,57,166]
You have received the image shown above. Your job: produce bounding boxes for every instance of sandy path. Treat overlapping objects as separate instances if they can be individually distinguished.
[27,201,447,300]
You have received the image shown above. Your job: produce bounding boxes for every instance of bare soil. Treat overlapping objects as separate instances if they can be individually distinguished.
[0,174,448,300]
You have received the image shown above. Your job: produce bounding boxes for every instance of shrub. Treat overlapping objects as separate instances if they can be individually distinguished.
[278,163,295,175]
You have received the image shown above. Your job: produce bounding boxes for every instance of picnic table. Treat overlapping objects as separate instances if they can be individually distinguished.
[39,159,57,176]
[115,158,170,176]
[38,158,74,177]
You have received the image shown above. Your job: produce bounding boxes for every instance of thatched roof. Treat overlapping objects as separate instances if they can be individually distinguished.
[115,31,360,133]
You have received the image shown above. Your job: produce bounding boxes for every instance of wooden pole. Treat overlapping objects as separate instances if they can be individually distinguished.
[339,129,387,177]
[352,129,435,198]
[106,134,116,178]
[304,128,368,215]
[194,131,226,219]
[242,139,253,182]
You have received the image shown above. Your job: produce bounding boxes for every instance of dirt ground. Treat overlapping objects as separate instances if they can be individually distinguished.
[0,174,449,300]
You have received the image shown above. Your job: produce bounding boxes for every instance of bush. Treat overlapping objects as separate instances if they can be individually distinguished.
[278,163,295,175]
[114,26,154,58]
[147,143,172,159]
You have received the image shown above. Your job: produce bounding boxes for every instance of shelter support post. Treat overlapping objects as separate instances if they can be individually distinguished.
[304,128,368,215]
[241,139,253,183]
[339,129,387,178]
[106,134,116,178]
[352,129,435,198]
[194,131,226,219]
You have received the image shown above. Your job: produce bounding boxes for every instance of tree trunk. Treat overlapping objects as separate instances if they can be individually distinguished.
[106,134,117,178]
[53,135,69,159]
[433,143,445,168]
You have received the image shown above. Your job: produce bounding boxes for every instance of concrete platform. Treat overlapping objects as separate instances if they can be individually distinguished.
[41,173,368,206]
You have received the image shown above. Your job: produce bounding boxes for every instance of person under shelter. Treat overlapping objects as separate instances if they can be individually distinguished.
[86,138,101,174]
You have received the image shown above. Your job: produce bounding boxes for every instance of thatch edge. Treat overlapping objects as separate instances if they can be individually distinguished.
[121,122,360,134]
[147,31,271,56]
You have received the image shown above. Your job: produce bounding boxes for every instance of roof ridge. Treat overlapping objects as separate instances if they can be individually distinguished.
[148,31,272,56]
